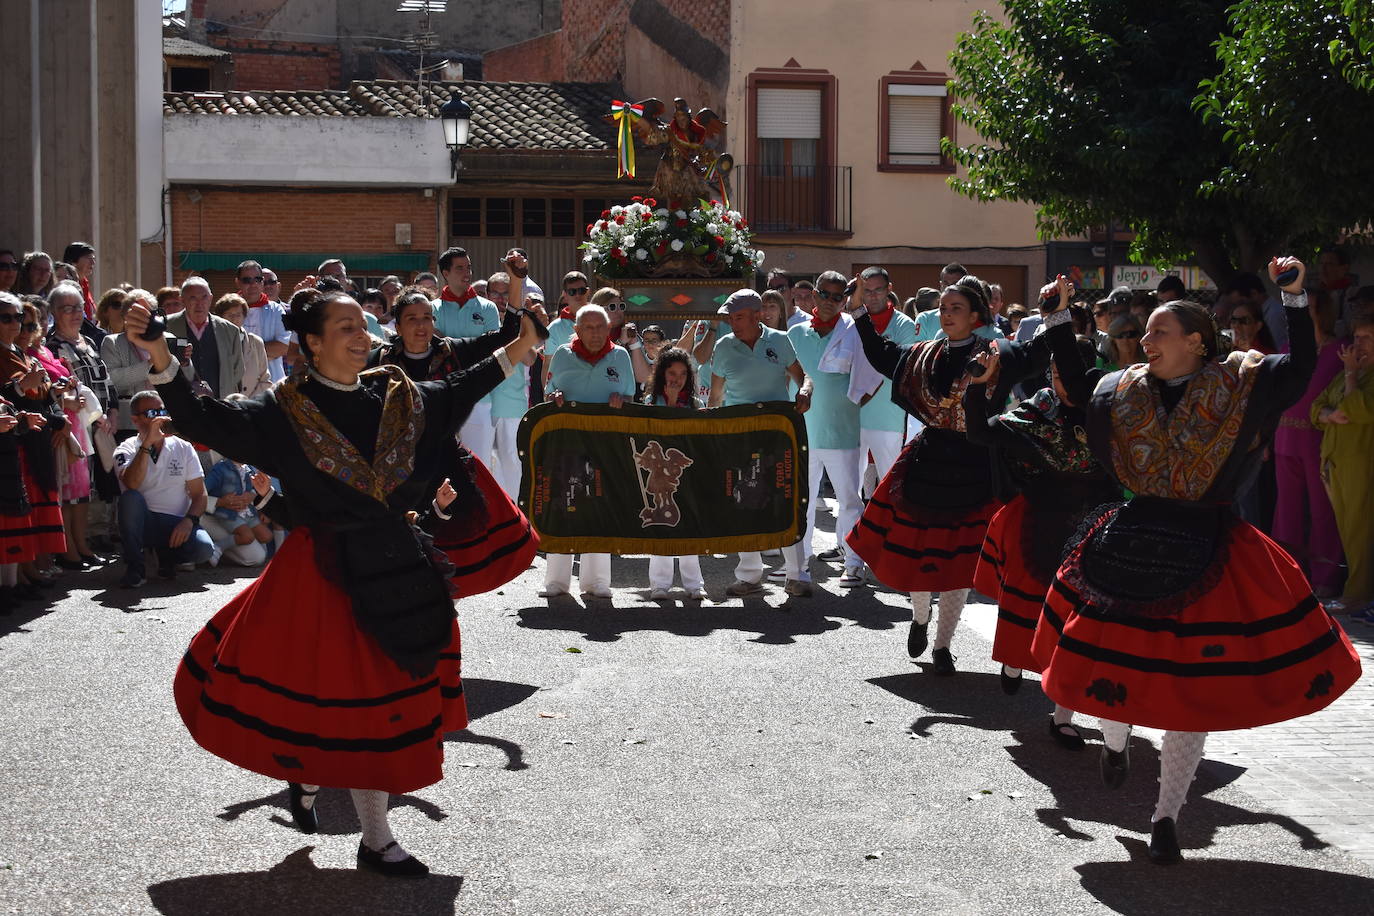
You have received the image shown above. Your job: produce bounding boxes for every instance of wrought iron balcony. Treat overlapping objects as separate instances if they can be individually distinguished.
[733,164,853,236]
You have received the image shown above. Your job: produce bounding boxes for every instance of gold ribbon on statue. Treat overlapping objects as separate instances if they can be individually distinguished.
[610,99,644,178]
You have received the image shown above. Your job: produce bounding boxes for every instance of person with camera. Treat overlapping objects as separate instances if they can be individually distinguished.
[165,277,244,399]
[112,390,215,587]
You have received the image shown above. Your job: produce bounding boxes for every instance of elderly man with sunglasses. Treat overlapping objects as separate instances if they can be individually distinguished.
[112,390,215,588]
[236,261,291,382]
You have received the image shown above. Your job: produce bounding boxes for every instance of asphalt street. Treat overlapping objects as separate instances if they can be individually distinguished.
[3,529,1373,915]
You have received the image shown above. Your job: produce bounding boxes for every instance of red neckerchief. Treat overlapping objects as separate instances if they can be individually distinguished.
[79,277,96,320]
[571,337,614,365]
[440,284,472,304]
[869,305,895,335]
[559,305,576,320]
[249,293,270,309]
[810,308,841,332]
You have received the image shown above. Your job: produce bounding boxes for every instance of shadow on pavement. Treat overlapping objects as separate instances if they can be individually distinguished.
[869,669,1328,856]
[215,680,537,832]
[147,846,463,915]
[1077,838,1374,913]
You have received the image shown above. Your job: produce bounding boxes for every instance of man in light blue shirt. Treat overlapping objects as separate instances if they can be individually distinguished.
[433,246,501,469]
[708,289,814,597]
[788,270,865,585]
[542,303,636,600]
[235,260,290,381]
[854,267,918,505]
[541,270,592,389]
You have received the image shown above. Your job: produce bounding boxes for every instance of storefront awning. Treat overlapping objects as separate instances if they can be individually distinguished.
[176,252,431,273]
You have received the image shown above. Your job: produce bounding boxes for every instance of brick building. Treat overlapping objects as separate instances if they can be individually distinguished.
[164,79,645,293]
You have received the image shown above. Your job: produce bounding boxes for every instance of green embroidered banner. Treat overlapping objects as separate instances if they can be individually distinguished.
[517,402,809,555]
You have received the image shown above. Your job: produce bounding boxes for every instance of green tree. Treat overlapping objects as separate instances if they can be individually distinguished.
[946,0,1374,286]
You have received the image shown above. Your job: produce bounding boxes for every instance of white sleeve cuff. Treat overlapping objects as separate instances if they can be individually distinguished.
[147,355,181,386]
[431,498,453,521]
[1281,290,1308,310]
[493,347,515,378]
[1043,308,1074,329]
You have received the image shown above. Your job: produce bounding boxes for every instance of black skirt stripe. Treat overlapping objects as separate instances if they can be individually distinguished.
[435,516,520,552]
[448,525,534,577]
[1054,628,1341,678]
[998,607,1039,630]
[858,524,984,562]
[1001,581,1047,604]
[867,498,989,532]
[182,649,445,709]
[979,547,1001,568]
[1042,604,1066,635]
[1052,578,1325,639]
[198,692,444,753]
[440,684,464,699]
[437,651,462,661]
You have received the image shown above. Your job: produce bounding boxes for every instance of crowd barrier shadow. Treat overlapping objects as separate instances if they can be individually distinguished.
[147,846,463,916]
[1076,838,1374,914]
[869,670,1327,855]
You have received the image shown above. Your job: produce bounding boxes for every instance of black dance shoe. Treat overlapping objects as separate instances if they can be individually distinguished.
[999,665,1023,695]
[287,782,318,834]
[1047,717,1086,750]
[357,840,430,878]
[931,647,957,676]
[907,619,929,659]
[1149,817,1184,864]
[1100,742,1130,788]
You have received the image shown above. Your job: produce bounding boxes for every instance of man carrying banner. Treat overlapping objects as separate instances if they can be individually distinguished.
[788,271,866,587]
[541,301,636,598]
[708,289,813,597]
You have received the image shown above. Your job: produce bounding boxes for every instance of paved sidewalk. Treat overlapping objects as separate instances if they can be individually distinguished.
[961,601,1374,865]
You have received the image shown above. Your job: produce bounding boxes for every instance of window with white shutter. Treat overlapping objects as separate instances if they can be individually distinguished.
[880,75,953,172]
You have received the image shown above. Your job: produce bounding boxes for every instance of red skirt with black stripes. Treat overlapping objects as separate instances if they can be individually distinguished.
[173,527,467,794]
[433,455,538,598]
[846,466,997,593]
[975,494,1048,672]
[1031,516,1362,732]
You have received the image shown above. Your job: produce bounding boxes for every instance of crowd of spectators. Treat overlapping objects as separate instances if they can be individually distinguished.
[0,240,1369,620]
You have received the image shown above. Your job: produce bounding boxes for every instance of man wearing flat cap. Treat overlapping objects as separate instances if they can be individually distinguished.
[708,289,814,598]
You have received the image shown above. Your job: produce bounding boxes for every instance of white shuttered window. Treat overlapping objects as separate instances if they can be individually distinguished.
[887,83,945,166]
[757,88,822,139]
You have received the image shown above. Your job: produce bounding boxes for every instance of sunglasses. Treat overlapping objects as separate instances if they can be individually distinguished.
[605,301,625,311]
[0,313,22,324]
[134,408,168,418]
[1111,331,1141,340]
[1229,316,1255,325]
[238,275,264,284]
[817,291,847,302]
[564,286,589,296]
[0,262,17,271]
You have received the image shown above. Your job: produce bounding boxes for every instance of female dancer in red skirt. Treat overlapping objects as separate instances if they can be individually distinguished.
[964,277,1121,749]
[849,275,1057,674]
[370,288,538,597]
[1032,257,1362,863]
[124,290,544,877]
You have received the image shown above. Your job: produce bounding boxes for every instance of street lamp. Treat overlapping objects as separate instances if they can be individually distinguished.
[439,92,471,178]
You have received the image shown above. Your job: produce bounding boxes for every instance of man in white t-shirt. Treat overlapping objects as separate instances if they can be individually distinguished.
[114,390,215,588]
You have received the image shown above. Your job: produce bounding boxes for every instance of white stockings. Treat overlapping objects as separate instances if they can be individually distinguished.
[350,788,409,862]
[1155,730,1208,823]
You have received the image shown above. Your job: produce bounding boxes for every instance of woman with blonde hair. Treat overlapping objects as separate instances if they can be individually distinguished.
[213,293,272,397]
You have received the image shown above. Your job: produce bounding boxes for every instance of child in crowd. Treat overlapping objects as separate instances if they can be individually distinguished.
[205,455,273,547]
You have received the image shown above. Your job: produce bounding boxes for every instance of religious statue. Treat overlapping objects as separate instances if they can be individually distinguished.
[608,97,731,208]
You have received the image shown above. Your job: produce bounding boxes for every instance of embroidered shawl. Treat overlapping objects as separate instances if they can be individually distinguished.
[1107,350,1265,500]
[895,338,992,432]
[275,364,425,505]
[999,387,1098,477]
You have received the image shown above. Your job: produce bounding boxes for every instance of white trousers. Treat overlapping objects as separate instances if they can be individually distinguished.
[199,514,267,567]
[459,401,495,469]
[806,447,863,569]
[648,555,704,590]
[544,553,611,591]
[861,428,903,481]
[491,415,523,496]
[736,541,807,583]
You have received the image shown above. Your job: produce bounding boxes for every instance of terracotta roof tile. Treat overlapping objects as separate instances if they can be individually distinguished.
[163,79,622,151]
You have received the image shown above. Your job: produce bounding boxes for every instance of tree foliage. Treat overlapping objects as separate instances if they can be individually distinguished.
[946,0,1374,284]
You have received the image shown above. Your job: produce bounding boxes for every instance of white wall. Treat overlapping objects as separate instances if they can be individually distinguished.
[165,114,452,186]
[137,0,164,241]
